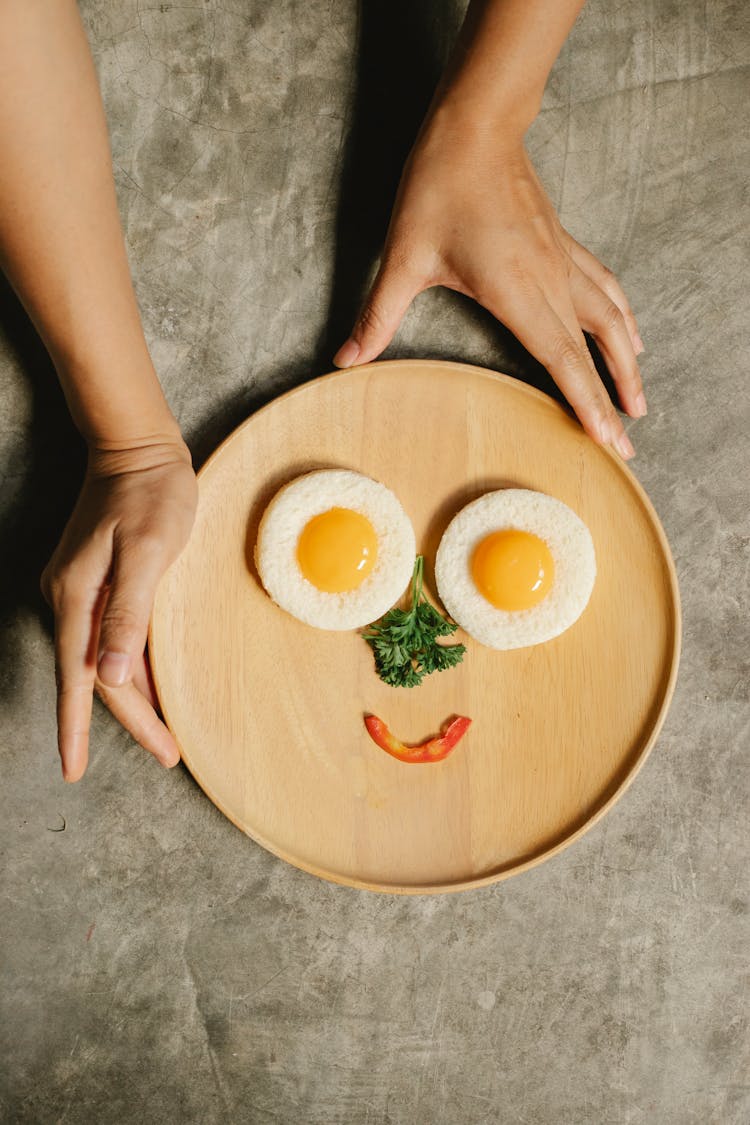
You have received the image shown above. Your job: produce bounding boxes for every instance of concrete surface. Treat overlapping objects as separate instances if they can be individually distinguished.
[1,2,748,1122]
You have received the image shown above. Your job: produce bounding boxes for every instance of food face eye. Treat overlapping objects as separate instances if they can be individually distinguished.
[435,488,595,651]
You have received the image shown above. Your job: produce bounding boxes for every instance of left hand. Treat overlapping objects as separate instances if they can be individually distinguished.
[333,104,645,459]
[41,438,197,781]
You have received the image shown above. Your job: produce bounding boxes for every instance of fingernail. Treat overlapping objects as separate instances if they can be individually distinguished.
[634,333,645,355]
[333,339,360,368]
[618,431,636,459]
[635,391,647,417]
[98,651,130,686]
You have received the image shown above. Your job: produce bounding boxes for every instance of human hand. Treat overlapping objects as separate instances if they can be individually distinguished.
[334,106,645,459]
[41,438,198,781]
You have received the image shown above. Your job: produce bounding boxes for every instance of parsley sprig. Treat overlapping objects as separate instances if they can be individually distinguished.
[362,555,466,688]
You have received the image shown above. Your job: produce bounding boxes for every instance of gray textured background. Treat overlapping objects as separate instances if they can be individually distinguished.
[1,2,748,1122]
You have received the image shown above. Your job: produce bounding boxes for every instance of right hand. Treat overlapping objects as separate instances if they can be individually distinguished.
[41,437,198,782]
[335,111,645,457]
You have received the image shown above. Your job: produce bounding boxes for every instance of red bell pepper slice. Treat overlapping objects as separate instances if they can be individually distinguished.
[364,714,472,764]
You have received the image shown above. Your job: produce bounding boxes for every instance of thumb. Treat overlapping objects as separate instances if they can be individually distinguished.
[333,258,419,369]
[97,539,168,688]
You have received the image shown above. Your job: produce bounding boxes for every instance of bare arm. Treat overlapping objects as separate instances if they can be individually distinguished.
[336,0,645,457]
[0,1,197,780]
[438,0,593,123]
[0,0,180,444]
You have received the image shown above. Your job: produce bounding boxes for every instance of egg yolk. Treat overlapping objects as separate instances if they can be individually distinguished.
[297,507,378,593]
[471,529,554,611]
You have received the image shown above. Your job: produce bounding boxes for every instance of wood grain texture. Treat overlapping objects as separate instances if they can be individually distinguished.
[149,360,681,893]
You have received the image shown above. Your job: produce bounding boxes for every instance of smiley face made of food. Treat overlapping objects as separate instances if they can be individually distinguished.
[255,470,596,763]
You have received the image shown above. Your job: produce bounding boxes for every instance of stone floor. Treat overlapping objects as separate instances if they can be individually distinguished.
[1,2,748,1122]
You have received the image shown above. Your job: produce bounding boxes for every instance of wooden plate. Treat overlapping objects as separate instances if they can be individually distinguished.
[150,360,681,893]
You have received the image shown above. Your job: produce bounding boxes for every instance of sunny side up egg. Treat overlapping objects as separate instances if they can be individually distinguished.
[435,489,596,650]
[255,470,416,630]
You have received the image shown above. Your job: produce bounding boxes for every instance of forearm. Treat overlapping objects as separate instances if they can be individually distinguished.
[432,0,586,136]
[0,0,180,447]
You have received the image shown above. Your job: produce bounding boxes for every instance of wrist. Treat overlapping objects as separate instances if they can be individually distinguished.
[86,431,192,479]
[412,89,532,184]
[84,423,190,481]
[441,77,541,138]
[422,86,533,156]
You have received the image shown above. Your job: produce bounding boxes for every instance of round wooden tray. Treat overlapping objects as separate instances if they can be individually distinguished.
[150,360,681,893]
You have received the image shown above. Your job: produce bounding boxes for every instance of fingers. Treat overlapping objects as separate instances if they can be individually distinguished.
[333,253,421,369]
[93,542,179,769]
[484,282,635,458]
[96,679,180,769]
[47,540,176,780]
[569,265,647,419]
[52,578,176,778]
[132,650,160,710]
[44,552,107,782]
[566,237,644,356]
[97,536,170,689]
[50,579,107,783]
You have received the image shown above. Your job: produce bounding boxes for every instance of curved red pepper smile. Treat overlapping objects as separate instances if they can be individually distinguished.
[364,714,472,764]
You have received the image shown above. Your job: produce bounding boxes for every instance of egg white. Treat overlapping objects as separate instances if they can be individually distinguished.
[435,489,596,650]
[255,469,416,630]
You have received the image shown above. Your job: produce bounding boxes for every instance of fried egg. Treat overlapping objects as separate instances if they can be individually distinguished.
[255,469,416,630]
[435,489,596,650]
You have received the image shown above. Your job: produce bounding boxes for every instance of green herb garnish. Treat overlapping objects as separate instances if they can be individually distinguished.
[362,556,466,688]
